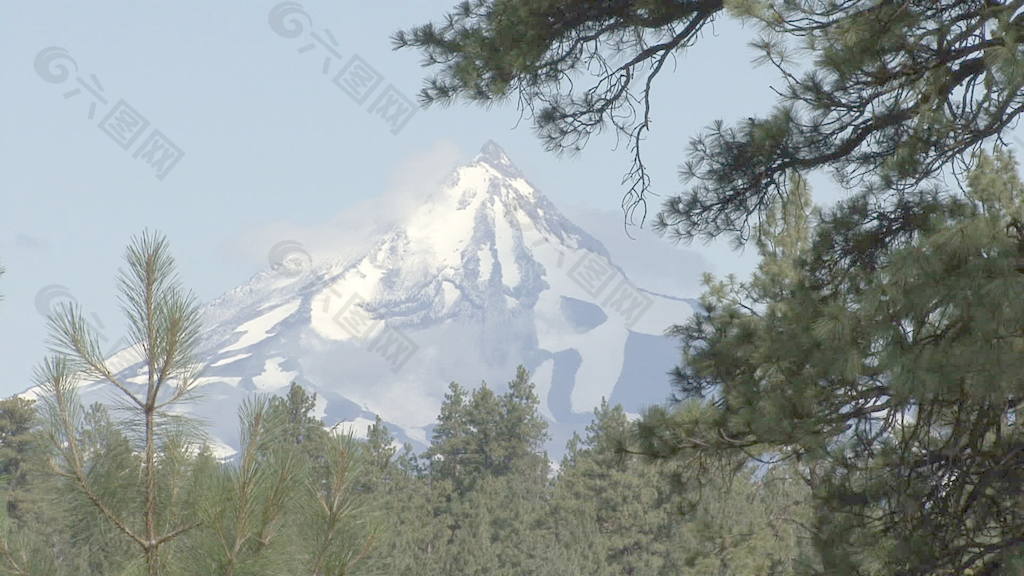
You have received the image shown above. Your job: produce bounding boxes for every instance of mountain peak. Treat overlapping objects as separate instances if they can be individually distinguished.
[54,137,694,461]
[475,140,522,177]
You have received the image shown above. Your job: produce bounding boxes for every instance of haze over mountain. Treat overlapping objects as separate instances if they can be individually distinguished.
[26,142,697,458]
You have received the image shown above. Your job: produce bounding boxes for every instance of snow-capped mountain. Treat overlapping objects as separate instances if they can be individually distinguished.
[30,141,696,458]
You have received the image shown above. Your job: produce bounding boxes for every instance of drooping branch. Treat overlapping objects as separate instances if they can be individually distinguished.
[395,0,725,223]
[400,1,1024,249]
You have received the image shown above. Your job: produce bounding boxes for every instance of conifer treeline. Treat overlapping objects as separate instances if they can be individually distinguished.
[0,232,812,574]
[0,371,813,576]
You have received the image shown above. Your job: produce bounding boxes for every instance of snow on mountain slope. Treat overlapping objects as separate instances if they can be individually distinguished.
[33,141,697,458]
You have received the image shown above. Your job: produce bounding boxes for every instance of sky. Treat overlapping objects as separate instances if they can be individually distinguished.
[0,1,843,397]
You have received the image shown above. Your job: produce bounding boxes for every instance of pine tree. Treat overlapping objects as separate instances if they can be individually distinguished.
[425,381,470,492]
[179,396,304,575]
[461,382,503,484]
[295,431,375,576]
[428,367,550,492]
[438,367,557,576]
[179,387,377,576]
[271,382,321,446]
[363,411,448,576]
[552,399,671,575]
[375,366,561,576]
[554,398,815,576]
[497,365,549,477]
[363,459,448,576]
[638,154,1024,574]
[36,231,204,576]
[398,1,1024,250]
[0,397,116,576]
[22,236,379,576]
[442,472,559,576]
[0,402,144,575]
[0,398,38,521]
[365,417,394,467]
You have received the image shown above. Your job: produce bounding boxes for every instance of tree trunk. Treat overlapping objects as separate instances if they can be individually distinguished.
[145,404,159,576]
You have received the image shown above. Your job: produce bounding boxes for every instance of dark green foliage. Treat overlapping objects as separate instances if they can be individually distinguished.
[3,233,377,575]
[640,155,1024,574]
[0,361,815,575]
[399,1,1024,247]
[425,381,470,490]
[554,399,815,576]
[361,367,813,576]
[271,382,323,446]
[0,386,377,576]
[425,367,548,494]
[0,398,37,520]
[177,392,376,576]
[365,415,396,473]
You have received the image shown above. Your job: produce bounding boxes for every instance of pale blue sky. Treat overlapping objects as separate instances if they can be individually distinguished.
[0,2,819,396]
